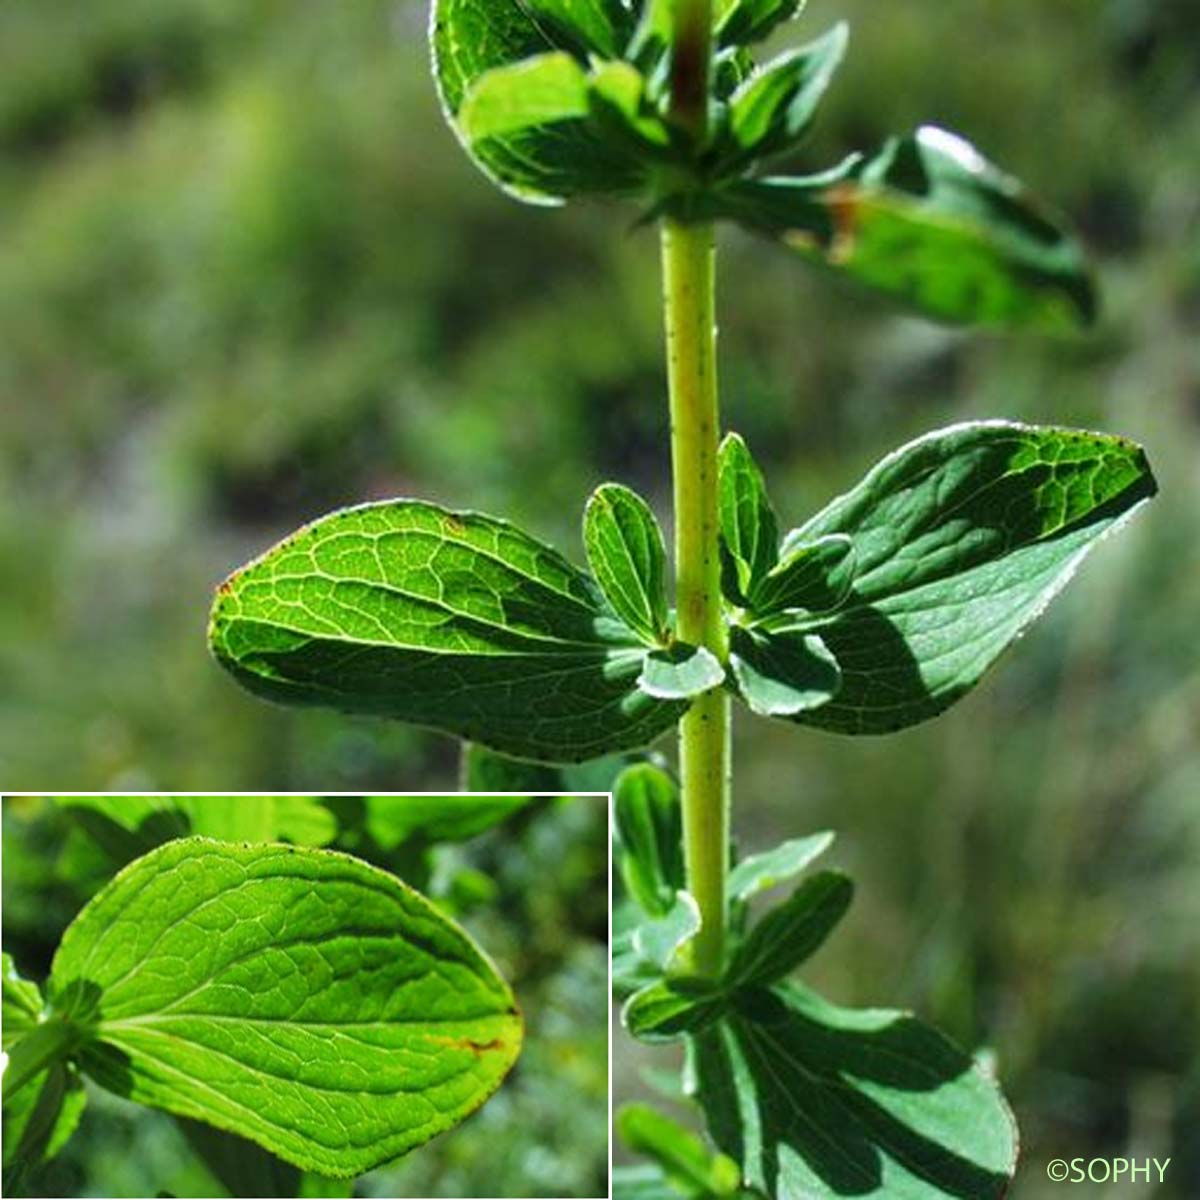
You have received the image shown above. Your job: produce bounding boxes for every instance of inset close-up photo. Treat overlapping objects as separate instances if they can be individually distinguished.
[1,794,609,1199]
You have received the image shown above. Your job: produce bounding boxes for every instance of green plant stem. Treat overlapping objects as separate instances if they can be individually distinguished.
[662,216,728,978]
[2,1019,76,1105]
[669,0,713,138]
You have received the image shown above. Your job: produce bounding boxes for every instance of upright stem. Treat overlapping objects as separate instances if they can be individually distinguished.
[662,216,728,978]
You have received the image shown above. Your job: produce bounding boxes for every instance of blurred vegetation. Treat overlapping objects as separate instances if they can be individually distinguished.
[1,0,1197,1195]
[2,794,609,1198]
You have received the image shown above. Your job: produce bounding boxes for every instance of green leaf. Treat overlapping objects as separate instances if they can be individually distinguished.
[209,499,687,764]
[716,0,805,49]
[614,763,685,917]
[718,433,779,605]
[362,795,535,848]
[2,956,86,1184]
[639,644,726,700]
[521,0,633,57]
[634,892,701,972]
[459,53,589,141]
[728,627,841,716]
[56,796,337,865]
[689,982,1017,1198]
[727,832,834,901]
[618,1104,742,1197]
[722,24,847,167]
[729,871,852,986]
[749,534,855,618]
[778,421,1156,735]
[48,838,522,1177]
[588,61,674,154]
[719,127,1097,330]
[431,0,641,203]
[623,979,727,1044]
[3,953,43,1040]
[584,483,670,646]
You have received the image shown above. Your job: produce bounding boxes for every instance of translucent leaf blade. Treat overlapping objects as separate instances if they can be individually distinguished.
[714,127,1097,331]
[782,422,1156,735]
[458,53,589,141]
[584,483,670,646]
[51,839,523,1178]
[209,499,686,763]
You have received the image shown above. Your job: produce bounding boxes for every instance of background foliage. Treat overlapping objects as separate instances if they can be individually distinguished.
[0,0,1197,1196]
[2,795,609,1198]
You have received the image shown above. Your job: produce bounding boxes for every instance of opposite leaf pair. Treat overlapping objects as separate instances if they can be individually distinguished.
[433,0,1096,329]
[210,420,1155,762]
[612,763,1017,1200]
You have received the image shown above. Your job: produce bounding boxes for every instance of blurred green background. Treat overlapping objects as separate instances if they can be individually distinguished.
[0,0,1197,1195]
[2,795,609,1197]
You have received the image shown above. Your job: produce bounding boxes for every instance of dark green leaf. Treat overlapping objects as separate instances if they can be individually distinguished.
[718,127,1096,330]
[727,832,833,901]
[778,422,1156,734]
[614,763,685,917]
[623,979,727,1044]
[689,983,1017,1198]
[730,871,852,986]
[749,533,855,618]
[431,0,641,203]
[584,483,670,646]
[618,1104,742,1196]
[716,0,805,49]
[210,499,687,763]
[49,839,522,1177]
[459,52,589,141]
[722,24,847,166]
[729,627,841,716]
[718,433,779,605]
[639,644,725,700]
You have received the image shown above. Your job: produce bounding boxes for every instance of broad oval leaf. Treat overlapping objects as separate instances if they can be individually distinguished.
[209,500,687,764]
[689,982,1017,1198]
[778,421,1156,734]
[431,0,641,203]
[711,127,1096,331]
[48,838,522,1177]
[584,483,670,646]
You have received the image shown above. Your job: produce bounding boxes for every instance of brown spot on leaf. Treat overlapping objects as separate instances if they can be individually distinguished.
[425,1034,508,1056]
[825,183,861,264]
